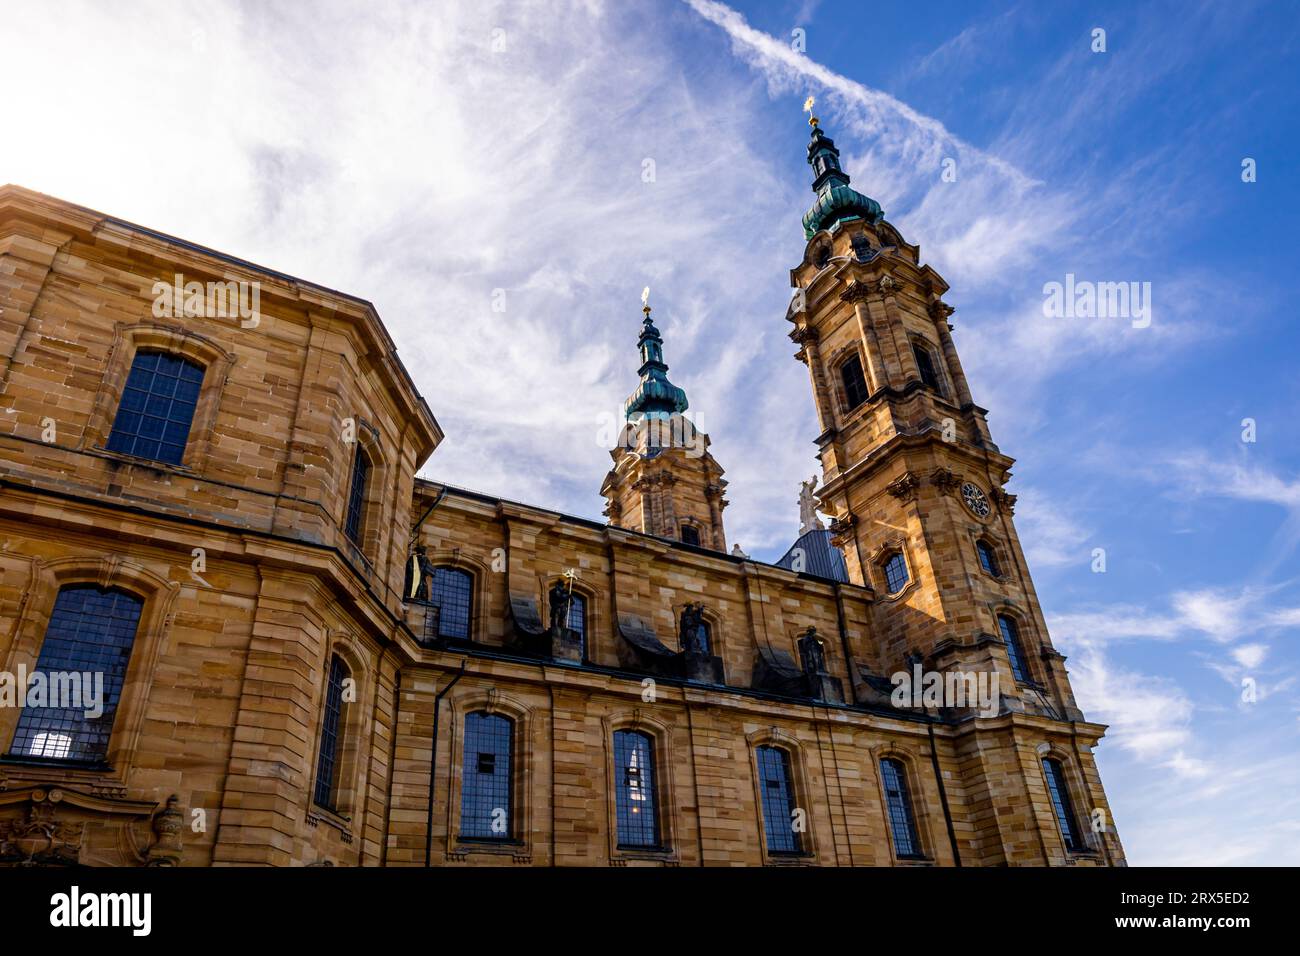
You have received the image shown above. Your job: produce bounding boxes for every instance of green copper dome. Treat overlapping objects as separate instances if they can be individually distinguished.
[624,308,688,420]
[801,121,883,240]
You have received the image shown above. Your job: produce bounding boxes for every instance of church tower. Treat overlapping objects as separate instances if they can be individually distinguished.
[601,296,728,550]
[788,108,1082,721]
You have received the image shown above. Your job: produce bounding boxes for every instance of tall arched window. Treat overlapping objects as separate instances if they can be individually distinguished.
[882,551,909,594]
[998,614,1030,683]
[313,654,350,811]
[756,745,801,855]
[344,444,370,545]
[613,730,660,849]
[106,351,204,465]
[460,712,514,840]
[427,566,473,641]
[9,585,144,765]
[880,757,922,859]
[567,593,587,659]
[840,355,869,411]
[976,540,1001,577]
[912,342,942,393]
[1042,757,1083,851]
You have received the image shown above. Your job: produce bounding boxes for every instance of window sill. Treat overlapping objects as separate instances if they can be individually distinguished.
[0,753,111,773]
[613,845,678,865]
[765,852,816,866]
[449,840,531,864]
[88,444,194,475]
[307,804,354,843]
[894,854,934,866]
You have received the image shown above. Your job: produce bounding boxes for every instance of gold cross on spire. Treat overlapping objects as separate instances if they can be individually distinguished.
[804,95,818,128]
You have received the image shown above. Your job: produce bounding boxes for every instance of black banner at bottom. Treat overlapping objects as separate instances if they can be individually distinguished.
[0,865,1283,943]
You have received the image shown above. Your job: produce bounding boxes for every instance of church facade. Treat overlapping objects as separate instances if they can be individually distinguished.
[0,116,1125,866]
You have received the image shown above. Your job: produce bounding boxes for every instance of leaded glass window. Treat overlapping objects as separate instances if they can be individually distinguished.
[913,343,942,392]
[999,614,1029,683]
[881,757,922,859]
[841,355,869,411]
[613,730,659,848]
[977,540,1001,577]
[427,566,472,641]
[344,445,369,545]
[756,746,801,854]
[460,712,513,840]
[1043,757,1083,851]
[883,552,909,594]
[106,351,203,465]
[313,654,349,810]
[568,593,587,659]
[9,585,143,765]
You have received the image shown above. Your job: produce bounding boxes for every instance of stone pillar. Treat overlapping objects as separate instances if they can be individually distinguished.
[931,302,973,406]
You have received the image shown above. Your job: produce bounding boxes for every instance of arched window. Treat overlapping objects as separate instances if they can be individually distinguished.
[460,712,514,840]
[976,540,1001,577]
[568,592,587,659]
[613,730,660,849]
[882,551,909,594]
[840,355,869,411]
[313,654,350,811]
[680,525,700,547]
[880,757,922,859]
[106,351,204,465]
[998,614,1029,683]
[427,566,473,641]
[344,444,370,545]
[912,342,942,393]
[756,746,801,855]
[9,585,144,765]
[1042,757,1083,851]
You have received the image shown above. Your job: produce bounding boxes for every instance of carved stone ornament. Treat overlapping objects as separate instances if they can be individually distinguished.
[839,280,873,304]
[790,324,819,345]
[0,791,84,866]
[877,274,899,294]
[930,467,960,495]
[886,472,920,501]
[827,513,857,549]
[990,488,1017,514]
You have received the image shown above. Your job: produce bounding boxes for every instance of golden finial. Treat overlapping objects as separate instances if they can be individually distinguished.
[804,95,818,128]
[641,285,651,316]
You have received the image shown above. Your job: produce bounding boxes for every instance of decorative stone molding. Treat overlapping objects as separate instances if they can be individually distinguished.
[839,280,873,304]
[877,274,899,294]
[790,325,819,345]
[886,472,920,501]
[930,467,960,495]
[826,513,856,549]
[990,488,1017,514]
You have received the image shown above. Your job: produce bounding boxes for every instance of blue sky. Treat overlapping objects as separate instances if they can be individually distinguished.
[4,0,1298,864]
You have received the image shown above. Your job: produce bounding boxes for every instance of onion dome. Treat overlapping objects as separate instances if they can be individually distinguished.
[801,112,883,240]
[623,302,688,420]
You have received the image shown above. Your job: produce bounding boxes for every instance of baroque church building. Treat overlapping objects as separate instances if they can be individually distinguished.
[0,115,1124,867]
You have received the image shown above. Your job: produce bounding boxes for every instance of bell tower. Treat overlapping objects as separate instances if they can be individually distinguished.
[601,295,728,550]
[788,107,1080,720]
